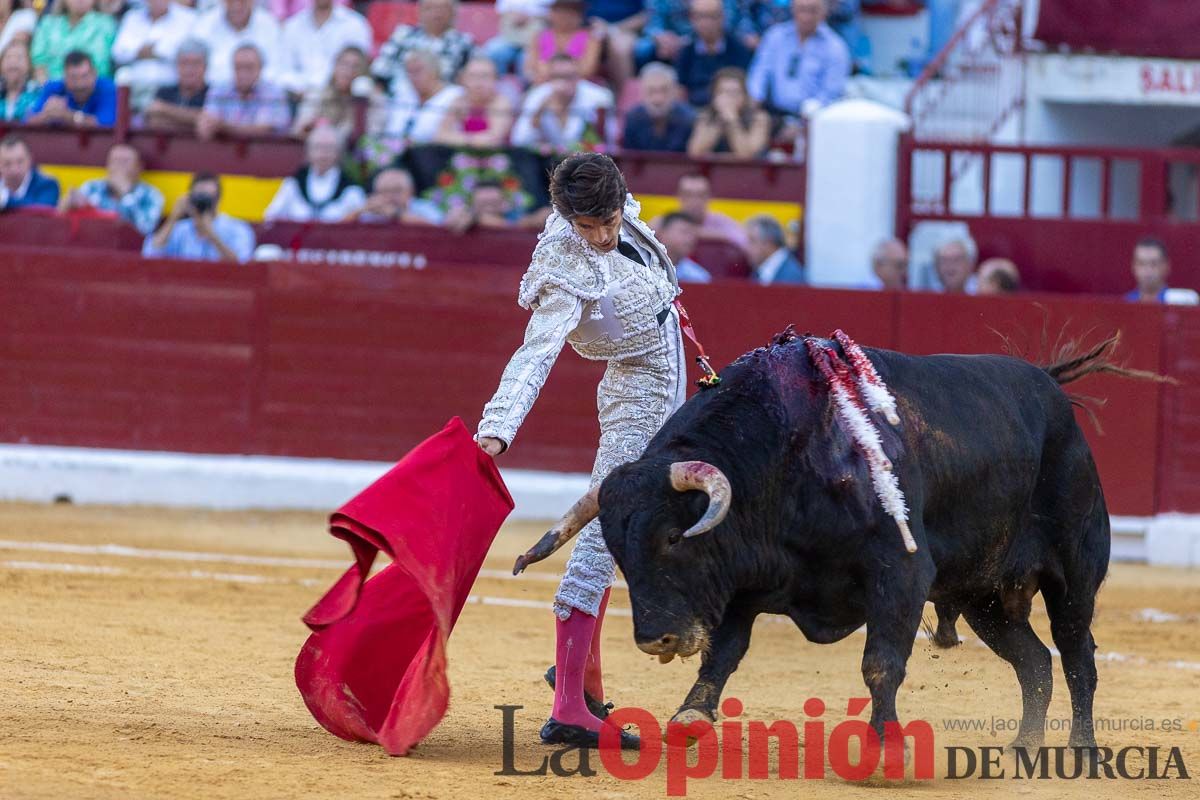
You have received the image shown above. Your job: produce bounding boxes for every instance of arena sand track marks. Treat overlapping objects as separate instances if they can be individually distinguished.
[0,503,1198,800]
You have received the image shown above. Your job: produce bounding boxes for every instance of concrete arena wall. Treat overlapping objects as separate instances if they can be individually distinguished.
[2,248,1199,561]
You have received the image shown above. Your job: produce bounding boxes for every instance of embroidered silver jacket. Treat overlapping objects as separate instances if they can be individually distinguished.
[477,195,681,447]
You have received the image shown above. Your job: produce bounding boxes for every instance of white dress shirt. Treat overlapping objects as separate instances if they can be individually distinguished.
[510,80,617,149]
[111,3,197,89]
[194,8,283,87]
[755,247,789,285]
[279,6,372,94]
[384,84,464,143]
[263,167,366,222]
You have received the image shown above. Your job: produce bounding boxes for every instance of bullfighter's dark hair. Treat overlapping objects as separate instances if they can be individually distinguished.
[63,50,94,70]
[549,153,627,221]
[1135,235,1169,261]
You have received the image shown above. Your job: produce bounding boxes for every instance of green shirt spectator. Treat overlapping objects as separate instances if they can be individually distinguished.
[31,0,116,81]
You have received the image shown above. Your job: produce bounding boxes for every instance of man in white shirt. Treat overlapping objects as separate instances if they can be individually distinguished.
[746,214,805,285]
[194,0,282,88]
[264,124,366,222]
[510,54,616,151]
[111,0,196,92]
[279,0,371,95]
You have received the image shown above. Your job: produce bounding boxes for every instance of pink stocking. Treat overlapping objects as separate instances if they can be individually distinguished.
[584,587,610,701]
[550,608,605,731]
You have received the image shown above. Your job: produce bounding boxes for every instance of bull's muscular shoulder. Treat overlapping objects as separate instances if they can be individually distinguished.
[517,230,608,310]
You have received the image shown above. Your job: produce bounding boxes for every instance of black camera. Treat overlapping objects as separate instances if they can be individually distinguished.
[189,192,215,215]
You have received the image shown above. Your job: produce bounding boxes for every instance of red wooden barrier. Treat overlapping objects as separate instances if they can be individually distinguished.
[1,247,1192,516]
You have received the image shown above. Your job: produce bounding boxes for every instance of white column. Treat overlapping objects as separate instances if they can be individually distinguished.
[804,99,912,288]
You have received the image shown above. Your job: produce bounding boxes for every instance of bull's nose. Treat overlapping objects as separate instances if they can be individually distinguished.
[636,633,679,656]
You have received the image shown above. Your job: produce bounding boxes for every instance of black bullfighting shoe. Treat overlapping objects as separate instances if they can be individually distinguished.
[544,665,614,720]
[540,718,640,750]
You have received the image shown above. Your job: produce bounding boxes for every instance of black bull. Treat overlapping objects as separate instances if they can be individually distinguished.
[515,332,1124,749]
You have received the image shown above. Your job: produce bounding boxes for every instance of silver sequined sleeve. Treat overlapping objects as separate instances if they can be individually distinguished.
[476,288,585,448]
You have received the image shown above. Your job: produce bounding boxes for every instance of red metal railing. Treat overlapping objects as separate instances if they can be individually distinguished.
[903,0,1025,142]
[895,136,1200,293]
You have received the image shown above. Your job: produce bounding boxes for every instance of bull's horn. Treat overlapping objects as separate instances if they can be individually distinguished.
[670,461,732,538]
[512,486,600,575]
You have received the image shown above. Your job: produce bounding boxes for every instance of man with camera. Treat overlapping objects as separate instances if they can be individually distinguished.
[142,172,256,263]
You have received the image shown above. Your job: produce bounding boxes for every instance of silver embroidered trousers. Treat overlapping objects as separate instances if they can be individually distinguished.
[552,309,688,620]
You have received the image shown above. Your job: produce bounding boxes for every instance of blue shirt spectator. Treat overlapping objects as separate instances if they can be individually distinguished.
[65,145,164,235]
[142,172,255,263]
[637,0,740,67]
[0,135,60,210]
[747,17,850,116]
[28,51,117,128]
[585,0,645,23]
[675,0,753,106]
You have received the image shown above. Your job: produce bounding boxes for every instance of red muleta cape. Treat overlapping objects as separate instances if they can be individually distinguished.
[295,417,515,755]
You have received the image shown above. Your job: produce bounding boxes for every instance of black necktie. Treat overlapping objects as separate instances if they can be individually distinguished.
[617,239,646,266]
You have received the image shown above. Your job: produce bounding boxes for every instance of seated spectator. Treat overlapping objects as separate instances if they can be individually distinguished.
[976,257,1020,295]
[143,39,209,132]
[196,43,291,139]
[0,133,60,209]
[264,125,366,222]
[511,53,617,151]
[482,0,549,77]
[434,56,515,149]
[747,0,850,119]
[687,66,769,158]
[657,211,712,283]
[0,0,37,53]
[279,0,371,96]
[27,49,116,127]
[342,167,443,224]
[111,0,195,93]
[1125,237,1172,304]
[746,214,805,284]
[867,237,908,290]
[635,0,711,69]
[584,0,647,93]
[143,171,255,263]
[933,237,976,294]
[371,0,475,95]
[384,48,465,145]
[675,0,752,107]
[1,40,39,121]
[293,45,385,140]
[525,0,599,85]
[651,172,748,251]
[269,0,352,20]
[194,0,282,89]
[31,0,116,82]
[443,178,550,232]
[59,143,164,235]
[622,62,693,153]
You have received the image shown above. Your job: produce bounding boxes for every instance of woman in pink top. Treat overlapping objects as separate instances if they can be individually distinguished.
[435,56,515,148]
[524,0,599,84]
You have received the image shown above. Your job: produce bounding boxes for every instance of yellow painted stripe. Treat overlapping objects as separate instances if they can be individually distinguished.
[637,194,802,228]
[42,165,282,221]
[42,167,803,227]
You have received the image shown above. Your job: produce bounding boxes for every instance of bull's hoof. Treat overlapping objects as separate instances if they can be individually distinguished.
[663,707,717,745]
[658,653,675,664]
[1005,732,1046,752]
[931,629,961,649]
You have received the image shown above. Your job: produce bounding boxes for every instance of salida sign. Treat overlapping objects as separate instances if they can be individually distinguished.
[1140,63,1200,97]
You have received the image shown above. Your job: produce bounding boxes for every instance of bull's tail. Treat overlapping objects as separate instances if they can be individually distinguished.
[1043,332,1166,386]
[1041,331,1175,432]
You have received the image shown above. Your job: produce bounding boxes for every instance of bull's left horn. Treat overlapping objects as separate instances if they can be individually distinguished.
[512,486,600,575]
[670,461,732,538]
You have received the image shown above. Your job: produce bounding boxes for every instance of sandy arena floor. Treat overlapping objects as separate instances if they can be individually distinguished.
[1,502,1199,800]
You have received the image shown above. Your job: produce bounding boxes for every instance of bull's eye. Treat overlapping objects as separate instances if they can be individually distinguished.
[667,530,682,547]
